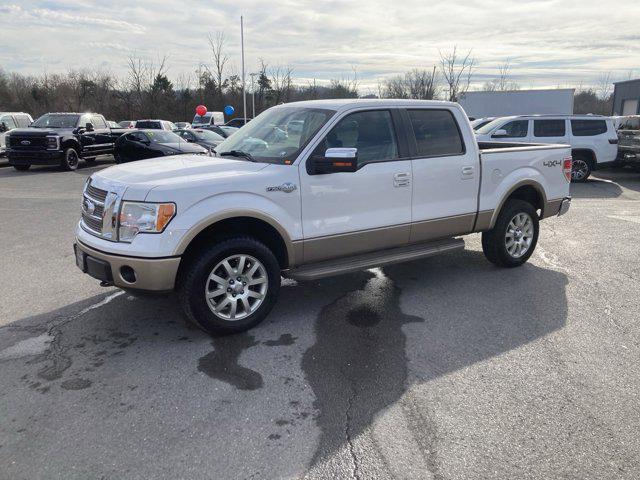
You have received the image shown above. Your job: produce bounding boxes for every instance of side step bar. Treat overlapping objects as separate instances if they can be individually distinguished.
[286,238,464,281]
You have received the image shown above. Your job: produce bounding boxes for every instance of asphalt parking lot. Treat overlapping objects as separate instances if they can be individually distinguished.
[1,159,639,479]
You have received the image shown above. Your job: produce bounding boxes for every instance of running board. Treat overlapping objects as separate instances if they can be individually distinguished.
[286,238,464,281]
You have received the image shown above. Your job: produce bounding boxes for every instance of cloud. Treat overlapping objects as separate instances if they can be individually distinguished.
[0,4,146,33]
[0,0,637,90]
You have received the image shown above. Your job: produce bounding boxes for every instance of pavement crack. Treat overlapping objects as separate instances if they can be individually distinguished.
[36,291,124,381]
[344,387,361,480]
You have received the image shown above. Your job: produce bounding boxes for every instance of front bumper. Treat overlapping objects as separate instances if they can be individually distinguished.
[8,149,63,165]
[74,240,181,292]
[617,147,640,164]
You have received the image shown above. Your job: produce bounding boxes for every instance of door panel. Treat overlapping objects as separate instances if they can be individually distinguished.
[299,109,412,263]
[405,108,480,243]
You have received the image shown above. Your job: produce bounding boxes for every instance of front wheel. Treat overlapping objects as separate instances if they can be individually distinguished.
[178,237,281,335]
[60,147,80,171]
[482,199,539,268]
[13,164,31,171]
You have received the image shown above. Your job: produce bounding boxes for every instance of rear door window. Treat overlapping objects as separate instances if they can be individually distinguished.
[407,109,464,156]
[534,119,566,137]
[571,120,607,136]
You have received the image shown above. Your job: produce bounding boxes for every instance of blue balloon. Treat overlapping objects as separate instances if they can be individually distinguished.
[224,105,235,116]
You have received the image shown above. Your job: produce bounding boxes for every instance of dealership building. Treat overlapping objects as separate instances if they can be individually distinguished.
[612,79,640,115]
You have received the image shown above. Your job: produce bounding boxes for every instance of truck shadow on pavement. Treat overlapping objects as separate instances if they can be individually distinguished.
[0,248,568,478]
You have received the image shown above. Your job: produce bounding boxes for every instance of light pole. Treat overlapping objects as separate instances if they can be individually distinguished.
[249,72,258,118]
[240,16,247,123]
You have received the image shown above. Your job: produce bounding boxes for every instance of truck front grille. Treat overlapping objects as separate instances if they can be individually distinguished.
[81,182,108,235]
[9,135,48,150]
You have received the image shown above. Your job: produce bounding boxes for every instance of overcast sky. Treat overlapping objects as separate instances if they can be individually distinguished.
[0,0,638,94]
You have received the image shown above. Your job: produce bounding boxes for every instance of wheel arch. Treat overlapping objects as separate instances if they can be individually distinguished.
[61,138,81,151]
[487,180,547,229]
[571,148,597,167]
[175,211,299,271]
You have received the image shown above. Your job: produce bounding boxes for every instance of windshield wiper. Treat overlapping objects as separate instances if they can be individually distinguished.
[219,150,256,162]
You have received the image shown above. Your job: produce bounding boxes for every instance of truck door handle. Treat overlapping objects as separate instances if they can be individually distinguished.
[461,166,475,179]
[394,172,411,187]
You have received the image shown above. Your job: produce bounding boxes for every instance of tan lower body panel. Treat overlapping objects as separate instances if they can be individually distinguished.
[302,223,411,264]
[409,213,476,243]
[302,213,479,264]
[77,241,181,291]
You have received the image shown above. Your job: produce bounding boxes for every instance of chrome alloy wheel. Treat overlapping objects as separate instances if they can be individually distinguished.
[205,254,268,321]
[505,213,534,259]
[571,159,589,181]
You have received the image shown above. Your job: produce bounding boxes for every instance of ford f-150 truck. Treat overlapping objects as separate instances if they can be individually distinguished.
[74,99,572,334]
[7,112,126,171]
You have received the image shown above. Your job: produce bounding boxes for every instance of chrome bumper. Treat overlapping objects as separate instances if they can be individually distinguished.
[558,197,571,217]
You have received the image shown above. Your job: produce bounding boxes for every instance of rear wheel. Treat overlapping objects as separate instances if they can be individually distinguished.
[13,164,30,171]
[482,199,539,268]
[571,155,592,182]
[178,237,281,335]
[60,147,79,171]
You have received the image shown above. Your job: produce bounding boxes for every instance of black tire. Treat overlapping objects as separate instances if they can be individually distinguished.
[13,164,30,171]
[482,199,539,268]
[178,236,281,335]
[571,155,592,182]
[60,147,80,171]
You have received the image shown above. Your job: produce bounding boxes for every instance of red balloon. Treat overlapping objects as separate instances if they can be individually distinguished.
[196,105,207,116]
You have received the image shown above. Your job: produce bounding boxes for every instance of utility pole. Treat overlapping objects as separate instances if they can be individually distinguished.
[250,72,258,118]
[240,16,247,124]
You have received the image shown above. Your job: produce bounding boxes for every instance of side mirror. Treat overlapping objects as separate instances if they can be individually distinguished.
[311,148,358,174]
[0,122,7,133]
[492,129,508,138]
[85,122,94,132]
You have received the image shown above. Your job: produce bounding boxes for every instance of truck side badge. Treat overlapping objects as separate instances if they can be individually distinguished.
[266,183,297,193]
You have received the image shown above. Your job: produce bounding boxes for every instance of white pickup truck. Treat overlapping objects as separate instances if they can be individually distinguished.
[74,99,571,334]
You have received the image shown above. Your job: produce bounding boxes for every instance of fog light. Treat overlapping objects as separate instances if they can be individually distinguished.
[120,265,136,283]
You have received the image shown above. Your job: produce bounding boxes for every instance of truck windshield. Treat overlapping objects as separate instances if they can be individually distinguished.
[193,113,212,125]
[216,107,335,164]
[31,114,80,128]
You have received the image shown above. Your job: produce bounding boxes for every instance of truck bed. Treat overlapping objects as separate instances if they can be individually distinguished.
[477,141,571,221]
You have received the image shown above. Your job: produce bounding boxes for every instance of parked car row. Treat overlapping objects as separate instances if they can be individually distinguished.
[2,110,248,171]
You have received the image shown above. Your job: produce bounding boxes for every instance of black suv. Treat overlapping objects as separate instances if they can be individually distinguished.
[7,113,125,171]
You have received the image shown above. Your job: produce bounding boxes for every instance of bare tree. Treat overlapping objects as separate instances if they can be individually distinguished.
[208,31,228,102]
[439,46,475,101]
[381,67,439,99]
[484,60,519,92]
[269,65,294,104]
[596,71,613,99]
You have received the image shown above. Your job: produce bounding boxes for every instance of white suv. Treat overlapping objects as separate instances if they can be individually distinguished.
[475,115,618,181]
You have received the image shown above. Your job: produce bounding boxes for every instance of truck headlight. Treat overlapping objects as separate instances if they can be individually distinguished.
[118,202,176,242]
[46,136,59,150]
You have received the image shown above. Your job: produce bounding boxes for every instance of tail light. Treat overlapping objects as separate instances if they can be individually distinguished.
[563,156,572,182]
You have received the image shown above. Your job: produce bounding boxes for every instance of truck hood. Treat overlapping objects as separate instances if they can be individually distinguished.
[9,127,75,137]
[92,155,270,200]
